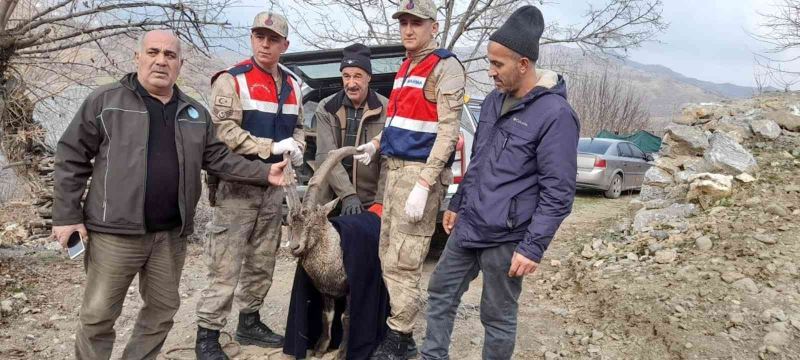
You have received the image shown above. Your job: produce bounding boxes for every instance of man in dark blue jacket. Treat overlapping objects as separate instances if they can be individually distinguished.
[420,5,579,360]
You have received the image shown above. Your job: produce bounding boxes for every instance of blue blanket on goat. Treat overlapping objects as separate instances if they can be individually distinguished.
[283,212,389,359]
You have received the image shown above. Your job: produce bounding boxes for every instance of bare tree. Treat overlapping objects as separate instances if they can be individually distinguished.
[271,0,665,105]
[753,54,800,92]
[269,0,666,70]
[0,1,236,104]
[0,0,236,213]
[755,0,800,56]
[752,0,800,90]
[753,62,769,96]
[567,64,650,136]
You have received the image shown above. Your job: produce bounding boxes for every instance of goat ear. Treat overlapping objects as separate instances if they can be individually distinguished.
[321,198,339,215]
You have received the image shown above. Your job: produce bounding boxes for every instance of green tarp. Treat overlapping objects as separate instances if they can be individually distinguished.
[595,130,662,153]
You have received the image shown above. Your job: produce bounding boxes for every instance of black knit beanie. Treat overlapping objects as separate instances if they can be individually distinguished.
[340,43,372,75]
[489,5,544,61]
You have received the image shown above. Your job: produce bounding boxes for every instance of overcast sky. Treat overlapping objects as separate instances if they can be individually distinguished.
[226,0,787,88]
[591,0,775,88]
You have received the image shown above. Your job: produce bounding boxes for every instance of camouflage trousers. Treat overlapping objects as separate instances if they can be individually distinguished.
[196,180,283,330]
[380,158,446,334]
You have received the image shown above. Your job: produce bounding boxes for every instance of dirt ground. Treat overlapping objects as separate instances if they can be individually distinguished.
[0,192,633,360]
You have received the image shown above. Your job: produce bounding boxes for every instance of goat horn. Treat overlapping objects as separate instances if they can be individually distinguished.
[282,153,301,217]
[303,146,359,206]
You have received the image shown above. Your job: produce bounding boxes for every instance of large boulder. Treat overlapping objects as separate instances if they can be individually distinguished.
[663,125,709,156]
[686,173,734,205]
[750,119,782,140]
[639,184,669,202]
[682,158,714,173]
[652,156,685,175]
[704,132,758,175]
[633,203,699,232]
[643,167,673,187]
[675,158,715,184]
[712,116,753,142]
[675,103,724,126]
[767,109,800,132]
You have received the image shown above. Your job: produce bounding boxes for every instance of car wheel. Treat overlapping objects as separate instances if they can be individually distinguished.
[604,174,622,199]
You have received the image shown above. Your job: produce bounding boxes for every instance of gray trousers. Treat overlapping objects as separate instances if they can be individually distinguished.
[421,237,522,360]
[75,230,187,360]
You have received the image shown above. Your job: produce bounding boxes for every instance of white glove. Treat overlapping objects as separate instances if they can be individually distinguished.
[290,140,304,167]
[272,138,299,156]
[404,183,429,222]
[272,138,303,166]
[354,142,377,166]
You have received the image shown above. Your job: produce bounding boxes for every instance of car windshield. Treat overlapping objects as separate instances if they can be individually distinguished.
[294,56,404,79]
[578,138,613,154]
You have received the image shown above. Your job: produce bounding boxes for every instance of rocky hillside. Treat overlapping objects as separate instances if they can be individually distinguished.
[537,92,800,359]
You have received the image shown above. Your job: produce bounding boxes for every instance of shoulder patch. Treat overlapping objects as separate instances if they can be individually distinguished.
[214,96,233,108]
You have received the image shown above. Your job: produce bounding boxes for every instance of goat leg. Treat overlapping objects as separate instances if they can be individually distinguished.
[336,297,350,360]
[314,296,336,356]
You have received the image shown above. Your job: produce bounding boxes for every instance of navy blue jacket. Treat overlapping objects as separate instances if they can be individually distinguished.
[448,75,579,262]
[284,213,389,359]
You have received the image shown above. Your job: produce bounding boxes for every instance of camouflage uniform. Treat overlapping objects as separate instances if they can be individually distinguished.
[195,181,285,329]
[196,13,305,330]
[374,41,466,333]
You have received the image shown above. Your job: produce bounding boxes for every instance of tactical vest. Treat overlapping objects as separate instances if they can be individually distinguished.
[381,49,455,163]
[223,58,302,163]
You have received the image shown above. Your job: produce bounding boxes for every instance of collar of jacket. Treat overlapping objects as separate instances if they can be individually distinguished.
[324,88,383,114]
[120,73,193,106]
[406,40,438,64]
[507,75,564,110]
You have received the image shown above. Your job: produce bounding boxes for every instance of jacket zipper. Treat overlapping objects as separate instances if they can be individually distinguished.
[175,103,188,235]
[141,97,150,227]
[99,115,111,222]
[506,196,517,229]
[496,131,509,161]
[351,102,368,188]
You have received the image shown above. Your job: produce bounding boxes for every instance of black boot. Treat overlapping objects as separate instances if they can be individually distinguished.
[371,329,410,360]
[195,326,229,360]
[235,311,284,348]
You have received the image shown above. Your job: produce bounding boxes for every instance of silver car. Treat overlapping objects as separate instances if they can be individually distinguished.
[576,138,653,198]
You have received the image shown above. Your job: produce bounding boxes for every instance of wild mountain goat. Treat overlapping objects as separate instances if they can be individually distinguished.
[283,146,360,357]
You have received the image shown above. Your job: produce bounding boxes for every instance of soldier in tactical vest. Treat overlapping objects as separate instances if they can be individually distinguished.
[352,0,467,358]
[195,11,305,360]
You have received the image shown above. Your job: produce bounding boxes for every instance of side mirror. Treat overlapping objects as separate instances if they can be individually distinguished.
[645,154,654,162]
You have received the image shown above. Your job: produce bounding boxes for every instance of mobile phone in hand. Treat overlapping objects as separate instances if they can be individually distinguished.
[67,231,85,259]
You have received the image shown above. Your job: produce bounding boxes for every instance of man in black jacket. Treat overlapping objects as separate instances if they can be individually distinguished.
[52,30,288,360]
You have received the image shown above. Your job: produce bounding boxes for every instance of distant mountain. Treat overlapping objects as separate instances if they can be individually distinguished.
[458,45,766,130]
[619,60,769,99]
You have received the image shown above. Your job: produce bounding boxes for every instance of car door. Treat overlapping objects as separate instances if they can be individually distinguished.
[616,143,635,189]
[626,143,649,188]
